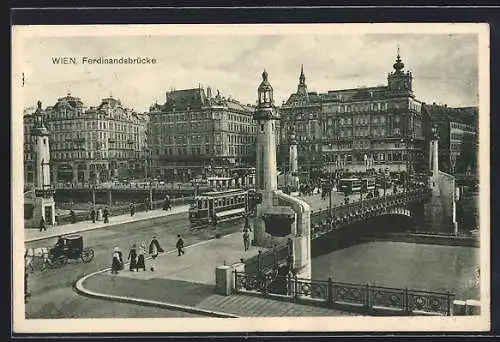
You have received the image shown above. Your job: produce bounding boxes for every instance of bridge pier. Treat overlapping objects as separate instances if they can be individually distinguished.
[252,70,312,280]
[424,126,460,234]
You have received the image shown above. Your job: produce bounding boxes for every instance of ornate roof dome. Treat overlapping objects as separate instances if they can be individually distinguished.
[258,69,273,92]
[393,48,405,72]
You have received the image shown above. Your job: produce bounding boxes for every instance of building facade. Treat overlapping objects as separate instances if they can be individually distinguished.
[423,103,478,175]
[23,93,148,185]
[280,52,427,180]
[148,87,256,181]
[278,65,322,179]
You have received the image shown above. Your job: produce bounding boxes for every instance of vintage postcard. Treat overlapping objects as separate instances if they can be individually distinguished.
[12,23,490,333]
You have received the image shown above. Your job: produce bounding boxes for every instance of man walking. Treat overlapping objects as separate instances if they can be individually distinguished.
[90,208,96,223]
[130,201,135,216]
[103,206,110,223]
[176,234,185,256]
[39,217,46,232]
[243,229,250,251]
[244,214,252,232]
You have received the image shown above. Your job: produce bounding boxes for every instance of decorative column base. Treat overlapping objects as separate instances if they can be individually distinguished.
[31,196,56,226]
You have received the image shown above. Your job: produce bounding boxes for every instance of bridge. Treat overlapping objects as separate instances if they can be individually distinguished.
[246,187,431,275]
[235,186,459,316]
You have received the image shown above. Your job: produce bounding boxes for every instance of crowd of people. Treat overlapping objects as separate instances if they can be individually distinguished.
[110,234,186,274]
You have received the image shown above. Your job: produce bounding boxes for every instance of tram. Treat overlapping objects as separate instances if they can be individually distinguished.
[361,177,376,193]
[188,188,249,228]
[338,178,362,195]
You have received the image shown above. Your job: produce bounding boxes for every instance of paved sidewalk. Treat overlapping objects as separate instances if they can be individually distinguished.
[79,233,355,317]
[82,274,353,317]
[25,205,189,242]
[106,232,260,285]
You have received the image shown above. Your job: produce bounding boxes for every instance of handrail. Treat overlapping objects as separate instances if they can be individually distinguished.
[234,271,454,316]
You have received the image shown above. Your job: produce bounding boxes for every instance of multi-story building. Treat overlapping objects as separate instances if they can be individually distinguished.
[23,93,148,185]
[278,66,322,178]
[280,52,427,180]
[423,103,478,175]
[148,87,256,181]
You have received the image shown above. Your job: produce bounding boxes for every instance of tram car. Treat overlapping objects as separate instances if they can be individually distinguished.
[361,177,376,193]
[189,188,250,228]
[338,178,362,195]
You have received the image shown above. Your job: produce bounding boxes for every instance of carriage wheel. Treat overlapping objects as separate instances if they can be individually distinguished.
[81,248,94,263]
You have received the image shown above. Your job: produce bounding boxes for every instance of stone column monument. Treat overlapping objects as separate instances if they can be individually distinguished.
[31,101,56,226]
[253,70,312,279]
[425,124,458,234]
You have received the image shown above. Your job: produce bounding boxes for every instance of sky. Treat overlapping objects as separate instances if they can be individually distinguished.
[19,31,480,113]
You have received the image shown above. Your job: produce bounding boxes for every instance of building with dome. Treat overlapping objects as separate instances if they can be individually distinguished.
[279,50,428,180]
[23,93,149,185]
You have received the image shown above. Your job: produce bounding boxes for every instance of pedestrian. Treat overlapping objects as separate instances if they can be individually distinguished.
[111,247,123,274]
[39,217,46,232]
[70,210,76,224]
[136,243,146,271]
[148,235,164,259]
[176,234,185,256]
[128,244,137,271]
[244,214,251,231]
[165,195,171,211]
[90,208,96,223]
[243,229,250,251]
[212,214,218,230]
[130,201,135,216]
[144,197,150,212]
[103,206,109,223]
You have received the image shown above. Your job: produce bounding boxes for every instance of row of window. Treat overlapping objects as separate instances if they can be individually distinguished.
[322,152,413,163]
[228,135,256,144]
[151,112,212,122]
[228,123,255,134]
[450,121,475,131]
[228,114,252,123]
[24,150,139,161]
[46,119,140,132]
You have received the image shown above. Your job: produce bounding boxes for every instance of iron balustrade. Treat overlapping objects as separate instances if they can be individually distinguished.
[234,271,454,316]
[245,245,291,275]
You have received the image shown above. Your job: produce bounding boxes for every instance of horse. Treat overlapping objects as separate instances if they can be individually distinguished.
[24,247,50,272]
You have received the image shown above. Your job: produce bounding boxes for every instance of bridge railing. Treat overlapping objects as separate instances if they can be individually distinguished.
[245,245,290,275]
[234,271,454,316]
[311,188,431,223]
[244,189,432,274]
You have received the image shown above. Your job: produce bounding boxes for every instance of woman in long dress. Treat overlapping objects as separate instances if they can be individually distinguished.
[111,247,122,274]
[148,235,164,259]
[128,244,137,271]
[136,244,146,272]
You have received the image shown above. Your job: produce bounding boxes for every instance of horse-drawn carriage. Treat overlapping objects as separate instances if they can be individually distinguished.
[25,234,95,272]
